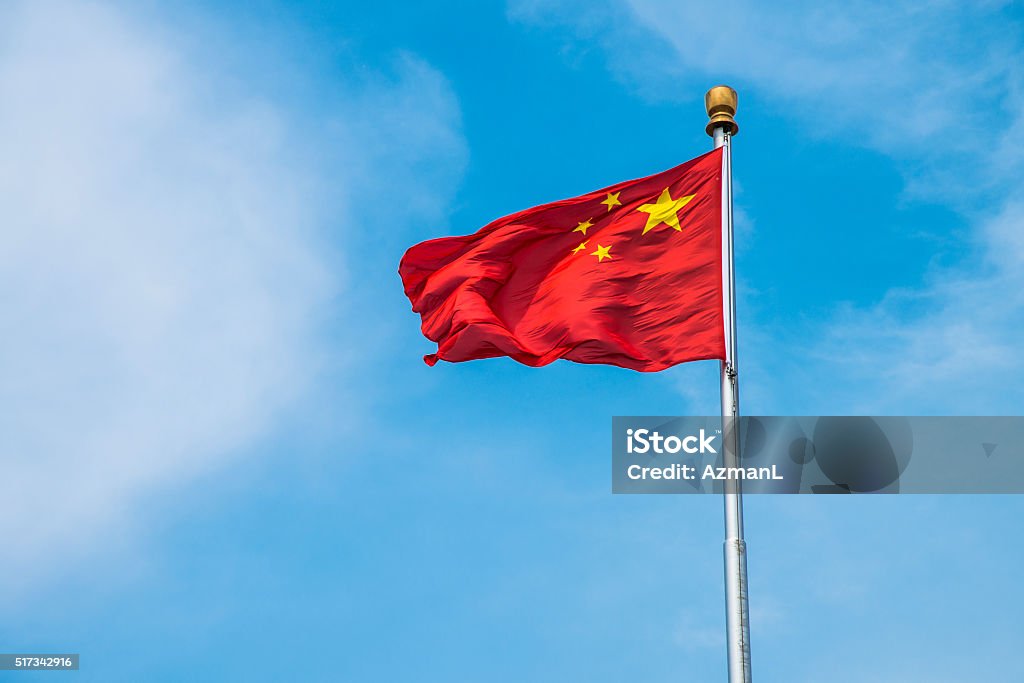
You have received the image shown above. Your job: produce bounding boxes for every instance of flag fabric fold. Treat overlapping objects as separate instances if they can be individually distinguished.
[399,148,726,372]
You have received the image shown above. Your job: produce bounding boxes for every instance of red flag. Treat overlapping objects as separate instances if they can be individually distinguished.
[399,148,725,372]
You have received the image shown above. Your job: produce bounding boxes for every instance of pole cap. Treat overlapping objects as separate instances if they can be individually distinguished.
[705,85,738,137]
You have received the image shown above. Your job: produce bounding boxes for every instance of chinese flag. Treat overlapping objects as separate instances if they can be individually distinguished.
[399,148,725,372]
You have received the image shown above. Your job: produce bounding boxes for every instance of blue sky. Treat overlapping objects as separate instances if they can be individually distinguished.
[1,1,1023,681]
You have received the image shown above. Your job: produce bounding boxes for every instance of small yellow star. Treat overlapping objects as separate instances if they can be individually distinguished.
[574,219,594,235]
[572,241,588,255]
[601,192,622,211]
[591,244,612,262]
[637,188,695,234]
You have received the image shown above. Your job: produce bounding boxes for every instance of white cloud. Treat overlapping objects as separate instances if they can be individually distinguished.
[805,199,1024,413]
[511,1,1016,166]
[0,0,464,583]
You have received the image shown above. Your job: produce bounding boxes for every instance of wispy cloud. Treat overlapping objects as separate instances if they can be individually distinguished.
[0,0,464,585]
[511,1,1018,168]
[672,608,725,651]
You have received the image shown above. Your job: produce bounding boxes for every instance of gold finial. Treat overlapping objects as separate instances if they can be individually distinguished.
[705,85,738,137]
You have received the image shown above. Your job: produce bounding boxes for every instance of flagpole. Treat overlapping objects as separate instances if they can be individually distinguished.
[706,85,752,683]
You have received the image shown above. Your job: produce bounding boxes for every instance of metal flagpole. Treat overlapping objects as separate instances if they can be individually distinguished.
[706,85,752,683]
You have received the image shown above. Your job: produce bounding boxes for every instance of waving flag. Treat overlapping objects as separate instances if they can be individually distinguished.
[399,148,725,371]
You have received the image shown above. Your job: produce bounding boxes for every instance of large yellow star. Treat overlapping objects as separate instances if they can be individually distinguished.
[636,188,695,235]
[601,192,622,211]
[591,244,612,262]
[572,240,588,255]
[574,219,594,235]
